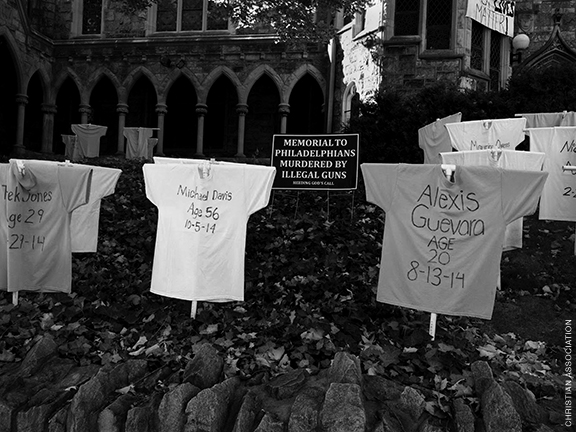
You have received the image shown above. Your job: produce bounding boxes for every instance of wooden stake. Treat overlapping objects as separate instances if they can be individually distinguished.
[191,301,198,319]
[429,313,437,341]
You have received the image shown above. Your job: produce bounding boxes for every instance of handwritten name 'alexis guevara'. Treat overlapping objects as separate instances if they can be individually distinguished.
[410,184,485,237]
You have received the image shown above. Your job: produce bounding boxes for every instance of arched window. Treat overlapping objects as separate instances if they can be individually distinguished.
[342,83,359,127]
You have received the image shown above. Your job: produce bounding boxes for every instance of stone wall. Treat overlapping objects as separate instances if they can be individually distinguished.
[0,335,566,432]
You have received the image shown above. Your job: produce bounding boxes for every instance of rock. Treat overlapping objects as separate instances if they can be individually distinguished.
[471,360,495,396]
[254,412,285,432]
[126,392,163,432]
[183,344,223,390]
[327,352,362,385]
[67,360,148,432]
[19,335,58,377]
[47,405,68,432]
[232,391,262,432]
[320,383,365,432]
[126,406,154,432]
[481,382,522,432]
[16,363,98,432]
[98,393,140,432]
[420,422,445,432]
[372,413,403,432]
[288,390,322,432]
[16,392,70,432]
[399,386,426,420]
[267,369,308,400]
[453,398,475,432]
[0,397,19,432]
[184,377,239,432]
[502,380,545,425]
[362,375,404,402]
[158,383,200,432]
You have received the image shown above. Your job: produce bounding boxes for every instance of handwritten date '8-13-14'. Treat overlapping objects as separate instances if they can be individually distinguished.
[406,260,465,289]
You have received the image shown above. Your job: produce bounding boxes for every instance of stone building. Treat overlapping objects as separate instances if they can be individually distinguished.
[338,0,576,98]
[0,0,330,158]
[1,0,575,158]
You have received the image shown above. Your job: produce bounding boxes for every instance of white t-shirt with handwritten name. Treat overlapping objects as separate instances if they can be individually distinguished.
[0,161,92,293]
[143,163,276,302]
[361,163,547,319]
[440,149,546,250]
[527,126,576,221]
[445,118,526,151]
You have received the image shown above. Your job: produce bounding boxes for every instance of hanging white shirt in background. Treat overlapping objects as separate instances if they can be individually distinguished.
[515,112,575,128]
[418,112,462,164]
[61,135,77,160]
[71,124,108,159]
[143,162,276,302]
[440,149,546,250]
[527,126,576,221]
[445,118,526,151]
[124,127,157,159]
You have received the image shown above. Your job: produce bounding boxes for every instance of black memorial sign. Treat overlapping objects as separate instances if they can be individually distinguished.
[271,134,359,190]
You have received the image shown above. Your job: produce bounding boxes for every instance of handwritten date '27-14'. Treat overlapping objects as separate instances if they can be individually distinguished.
[9,234,46,251]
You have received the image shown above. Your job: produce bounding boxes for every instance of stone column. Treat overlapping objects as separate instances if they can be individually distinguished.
[79,104,91,124]
[116,103,129,155]
[235,103,248,157]
[41,103,57,154]
[14,94,28,155]
[195,103,208,156]
[155,103,167,156]
[279,103,290,133]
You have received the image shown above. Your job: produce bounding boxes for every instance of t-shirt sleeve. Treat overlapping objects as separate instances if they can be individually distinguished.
[142,164,166,207]
[360,164,398,211]
[501,169,549,224]
[244,166,276,215]
[95,168,122,200]
[58,165,93,212]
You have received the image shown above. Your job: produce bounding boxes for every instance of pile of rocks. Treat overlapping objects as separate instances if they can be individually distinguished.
[0,335,564,431]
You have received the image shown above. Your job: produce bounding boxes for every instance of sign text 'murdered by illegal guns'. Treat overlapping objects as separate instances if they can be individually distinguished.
[271,134,359,190]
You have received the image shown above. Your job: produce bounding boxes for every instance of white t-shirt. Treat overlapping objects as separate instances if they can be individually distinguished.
[361,163,547,319]
[418,113,462,164]
[0,160,92,293]
[440,149,546,250]
[527,127,576,221]
[71,124,108,159]
[153,156,240,166]
[143,163,276,302]
[124,127,156,159]
[9,160,122,253]
[70,166,122,252]
[445,118,527,151]
[516,112,576,128]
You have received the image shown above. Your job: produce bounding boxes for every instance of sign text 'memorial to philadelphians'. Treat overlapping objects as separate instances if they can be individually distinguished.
[271,134,359,190]
[466,0,515,37]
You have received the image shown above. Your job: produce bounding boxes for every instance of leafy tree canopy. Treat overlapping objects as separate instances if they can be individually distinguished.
[119,0,374,44]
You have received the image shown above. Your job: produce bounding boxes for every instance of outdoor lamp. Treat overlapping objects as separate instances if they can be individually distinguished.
[511,33,530,65]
